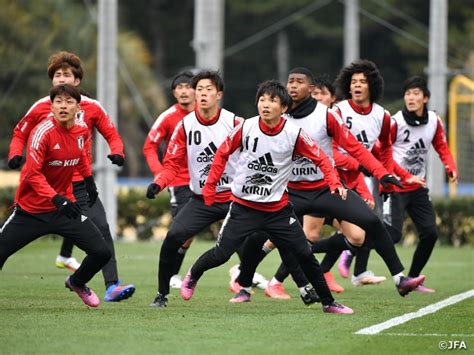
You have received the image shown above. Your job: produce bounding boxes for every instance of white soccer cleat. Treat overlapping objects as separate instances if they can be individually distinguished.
[55,255,81,272]
[170,274,183,289]
[351,270,386,287]
[252,271,269,290]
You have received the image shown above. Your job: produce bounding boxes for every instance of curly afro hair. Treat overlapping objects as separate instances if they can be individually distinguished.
[335,59,384,103]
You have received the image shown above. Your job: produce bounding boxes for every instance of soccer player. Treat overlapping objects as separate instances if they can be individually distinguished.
[382,76,457,292]
[7,51,135,302]
[146,70,255,308]
[0,84,111,307]
[234,68,425,300]
[143,71,196,288]
[180,79,354,314]
[329,59,397,286]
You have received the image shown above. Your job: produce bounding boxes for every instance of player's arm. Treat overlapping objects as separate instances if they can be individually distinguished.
[143,113,169,176]
[296,129,345,198]
[8,101,50,168]
[91,103,125,166]
[202,121,244,205]
[377,111,395,173]
[329,110,389,180]
[146,121,187,198]
[24,131,58,200]
[432,116,458,183]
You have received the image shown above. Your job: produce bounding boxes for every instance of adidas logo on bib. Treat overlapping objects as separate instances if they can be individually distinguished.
[247,153,278,173]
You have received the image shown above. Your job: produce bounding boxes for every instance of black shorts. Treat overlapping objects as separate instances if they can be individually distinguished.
[168,185,193,218]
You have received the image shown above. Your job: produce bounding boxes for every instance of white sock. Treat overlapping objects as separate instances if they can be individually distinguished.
[269,277,281,286]
[241,286,252,293]
[299,286,310,296]
[262,245,273,254]
[393,272,404,285]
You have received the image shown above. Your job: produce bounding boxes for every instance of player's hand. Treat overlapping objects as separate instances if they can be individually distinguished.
[8,155,23,169]
[380,174,403,189]
[331,185,347,200]
[146,183,161,199]
[202,183,216,206]
[404,175,426,187]
[448,171,458,184]
[84,176,98,207]
[52,194,82,219]
[107,154,125,167]
[364,198,375,209]
[358,164,372,177]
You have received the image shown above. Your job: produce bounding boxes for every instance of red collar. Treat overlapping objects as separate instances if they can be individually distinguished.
[259,117,286,135]
[348,99,373,115]
[195,107,221,125]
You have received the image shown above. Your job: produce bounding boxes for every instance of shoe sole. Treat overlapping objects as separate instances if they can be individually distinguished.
[352,278,386,287]
[105,286,136,302]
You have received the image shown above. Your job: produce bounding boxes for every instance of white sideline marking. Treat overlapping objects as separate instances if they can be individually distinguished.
[376,333,474,337]
[356,289,474,335]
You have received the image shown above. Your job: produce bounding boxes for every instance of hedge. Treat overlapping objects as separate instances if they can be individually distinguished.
[0,187,472,245]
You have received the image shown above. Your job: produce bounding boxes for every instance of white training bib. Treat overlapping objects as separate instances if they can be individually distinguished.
[183,108,238,194]
[285,102,334,182]
[231,116,300,203]
[392,110,438,179]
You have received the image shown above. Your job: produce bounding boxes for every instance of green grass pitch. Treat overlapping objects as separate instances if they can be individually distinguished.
[0,239,472,354]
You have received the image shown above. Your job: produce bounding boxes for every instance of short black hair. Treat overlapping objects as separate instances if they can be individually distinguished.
[255,80,291,108]
[314,74,335,96]
[402,76,431,98]
[171,71,194,90]
[50,84,81,103]
[191,70,225,92]
[335,59,384,103]
[288,67,314,83]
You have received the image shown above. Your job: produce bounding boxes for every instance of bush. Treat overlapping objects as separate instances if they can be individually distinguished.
[0,187,472,245]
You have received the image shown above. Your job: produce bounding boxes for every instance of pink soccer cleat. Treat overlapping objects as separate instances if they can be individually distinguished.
[180,269,198,301]
[65,276,100,307]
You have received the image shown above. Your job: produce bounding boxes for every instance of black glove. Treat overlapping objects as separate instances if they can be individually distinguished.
[358,164,372,177]
[52,194,82,219]
[8,155,23,169]
[107,154,124,166]
[380,174,403,189]
[146,183,161,199]
[84,176,98,207]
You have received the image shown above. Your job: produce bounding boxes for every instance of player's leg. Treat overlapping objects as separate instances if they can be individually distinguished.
[73,180,135,302]
[406,189,437,291]
[169,185,195,286]
[153,197,230,306]
[182,202,261,301]
[0,207,49,270]
[265,205,352,314]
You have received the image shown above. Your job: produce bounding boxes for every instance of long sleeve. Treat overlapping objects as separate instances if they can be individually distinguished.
[295,130,342,192]
[206,123,243,189]
[329,111,389,179]
[143,114,172,176]
[377,111,395,173]
[25,132,57,200]
[153,121,187,188]
[432,116,458,176]
[9,98,51,159]
[77,131,93,178]
[89,102,124,157]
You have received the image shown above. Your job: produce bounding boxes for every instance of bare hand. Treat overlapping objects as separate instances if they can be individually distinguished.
[405,175,426,187]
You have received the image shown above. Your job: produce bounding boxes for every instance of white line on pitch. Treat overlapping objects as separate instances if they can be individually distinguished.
[373,333,474,337]
[355,289,474,335]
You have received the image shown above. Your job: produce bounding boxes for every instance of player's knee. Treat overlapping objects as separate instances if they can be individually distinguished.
[419,226,438,242]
